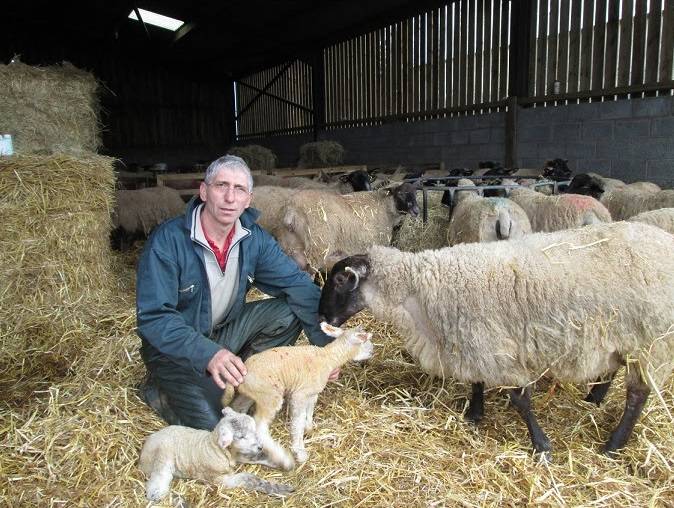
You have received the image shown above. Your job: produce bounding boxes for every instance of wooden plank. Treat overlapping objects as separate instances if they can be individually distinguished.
[406,18,413,113]
[536,0,549,97]
[274,165,368,177]
[388,25,394,116]
[416,15,422,112]
[482,0,492,104]
[499,0,510,98]
[603,0,619,88]
[579,0,594,91]
[520,78,674,102]
[548,0,560,89]
[645,0,663,84]
[632,0,648,85]
[567,0,581,92]
[419,13,427,111]
[475,0,484,105]
[617,0,633,87]
[440,6,447,109]
[467,0,475,105]
[396,22,403,114]
[660,0,674,82]
[432,8,440,111]
[454,1,462,107]
[490,0,501,101]
[558,0,570,93]
[592,0,607,90]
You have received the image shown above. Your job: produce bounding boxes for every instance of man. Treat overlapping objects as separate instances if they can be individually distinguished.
[136,155,334,430]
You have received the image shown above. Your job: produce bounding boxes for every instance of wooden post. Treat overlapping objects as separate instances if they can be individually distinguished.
[311,50,326,141]
[225,77,237,145]
[505,96,518,168]
[508,0,533,98]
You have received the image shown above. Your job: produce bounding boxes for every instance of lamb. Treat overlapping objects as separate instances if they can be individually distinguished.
[276,183,419,272]
[318,221,674,456]
[509,186,612,232]
[447,179,531,245]
[221,322,374,467]
[111,186,186,250]
[138,407,294,501]
[627,207,674,235]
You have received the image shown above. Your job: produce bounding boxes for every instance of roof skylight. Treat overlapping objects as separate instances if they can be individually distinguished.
[128,8,184,31]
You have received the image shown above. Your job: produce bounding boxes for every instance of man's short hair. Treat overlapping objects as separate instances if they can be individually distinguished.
[204,155,254,191]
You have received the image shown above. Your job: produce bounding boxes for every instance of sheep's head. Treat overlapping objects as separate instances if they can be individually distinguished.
[318,255,370,326]
[340,170,372,192]
[320,322,374,361]
[391,183,420,217]
[216,407,264,463]
[564,173,604,200]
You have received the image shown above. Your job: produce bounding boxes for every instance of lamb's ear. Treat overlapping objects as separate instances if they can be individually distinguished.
[217,425,233,449]
[352,332,372,343]
[222,407,235,417]
[321,321,344,338]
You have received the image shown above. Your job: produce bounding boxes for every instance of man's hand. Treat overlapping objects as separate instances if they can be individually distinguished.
[207,349,247,389]
[328,367,340,382]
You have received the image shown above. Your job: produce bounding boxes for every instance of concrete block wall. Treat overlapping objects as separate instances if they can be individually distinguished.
[517,95,674,186]
[243,95,673,186]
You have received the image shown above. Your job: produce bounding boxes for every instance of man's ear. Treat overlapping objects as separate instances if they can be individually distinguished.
[217,425,234,449]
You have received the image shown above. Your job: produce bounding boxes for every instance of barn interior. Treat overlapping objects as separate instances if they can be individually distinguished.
[1,1,674,506]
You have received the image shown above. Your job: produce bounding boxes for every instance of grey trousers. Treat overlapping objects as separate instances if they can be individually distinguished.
[139,298,302,430]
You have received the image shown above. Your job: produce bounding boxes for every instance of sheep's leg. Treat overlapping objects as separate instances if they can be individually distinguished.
[509,386,551,454]
[603,368,650,455]
[253,397,295,471]
[217,472,294,497]
[465,382,485,423]
[289,394,310,463]
[584,373,615,406]
[305,394,319,433]
[145,464,173,502]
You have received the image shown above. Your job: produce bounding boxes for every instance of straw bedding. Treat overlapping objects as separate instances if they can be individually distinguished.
[1,170,673,506]
[394,190,451,252]
[0,61,101,154]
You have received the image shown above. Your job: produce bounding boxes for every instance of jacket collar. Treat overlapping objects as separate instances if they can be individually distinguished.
[184,196,261,231]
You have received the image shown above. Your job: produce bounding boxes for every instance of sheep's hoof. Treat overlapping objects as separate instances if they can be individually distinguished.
[464,409,483,424]
[293,448,309,463]
[536,450,553,464]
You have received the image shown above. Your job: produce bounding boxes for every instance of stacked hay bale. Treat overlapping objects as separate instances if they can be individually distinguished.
[0,154,116,379]
[228,144,277,172]
[298,140,344,168]
[0,61,101,154]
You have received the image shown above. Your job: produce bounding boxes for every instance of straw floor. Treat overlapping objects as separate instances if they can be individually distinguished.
[1,247,673,507]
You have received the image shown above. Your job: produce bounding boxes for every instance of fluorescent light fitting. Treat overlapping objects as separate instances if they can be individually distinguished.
[128,8,184,31]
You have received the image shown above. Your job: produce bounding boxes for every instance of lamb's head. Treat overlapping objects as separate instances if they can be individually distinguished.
[340,169,373,192]
[564,173,605,200]
[215,407,264,463]
[318,254,370,326]
[390,182,420,217]
[320,321,374,361]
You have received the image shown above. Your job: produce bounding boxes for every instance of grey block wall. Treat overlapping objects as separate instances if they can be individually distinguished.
[242,95,674,186]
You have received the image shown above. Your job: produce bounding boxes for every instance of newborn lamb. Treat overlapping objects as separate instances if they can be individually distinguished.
[138,407,294,501]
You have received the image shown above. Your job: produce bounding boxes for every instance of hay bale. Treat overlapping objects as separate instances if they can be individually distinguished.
[0,61,102,154]
[0,153,116,377]
[394,191,450,252]
[228,145,277,172]
[298,141,345,168]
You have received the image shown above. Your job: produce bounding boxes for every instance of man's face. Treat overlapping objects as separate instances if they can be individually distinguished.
[199,167,252,230]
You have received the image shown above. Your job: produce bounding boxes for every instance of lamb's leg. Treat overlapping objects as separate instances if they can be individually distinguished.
[231,394,254,414]
[254,397,295,471]
[289,394,310,463]
[509,386,551,455]
[465,382,485,423]
[603,368,650,455]
[145,464,173,502]
[585,373,615,406]
[305,394,319,433]
[217,472,294,497]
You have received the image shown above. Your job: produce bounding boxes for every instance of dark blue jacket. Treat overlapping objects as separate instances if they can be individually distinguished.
[136,197,330,375]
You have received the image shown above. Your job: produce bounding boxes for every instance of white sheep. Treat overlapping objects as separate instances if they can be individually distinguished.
[250,185,299,236]
[277,183,419,272]
[138,407,294,501]
[112,186,186,250]
[602,187,674,221]
[221,322,374,467]
[318,221,674,456]
[509,186,611,232]
[448,179,531,245]
[627,207,674,235]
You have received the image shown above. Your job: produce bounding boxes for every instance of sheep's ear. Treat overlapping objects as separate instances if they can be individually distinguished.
[321,321,344,338]
[217,425,233,449]
[282,209,297,233]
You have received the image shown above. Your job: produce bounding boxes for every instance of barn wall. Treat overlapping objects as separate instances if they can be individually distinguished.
[251,95,674,186]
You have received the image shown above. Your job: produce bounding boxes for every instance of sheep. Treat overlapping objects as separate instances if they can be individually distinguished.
[253,173,334,191]
[509,186,612,232]
[601,187,674,221]
[111,186,186,250]
[221,322,374,468]
[254,169,372,194]
[276,183,420,272]
[627,207,674,235]
[250,185,299,236]
[318,221,674,456]
[565,173,661,207]
[138,407,294,501]
[447,179,532,245]
[313,169,374,192]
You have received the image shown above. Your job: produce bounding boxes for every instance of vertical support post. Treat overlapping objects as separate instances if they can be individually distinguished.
[505,96,519,168]
[508,0,533,98]
[311,50,326,142]
[225,77,237,147]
